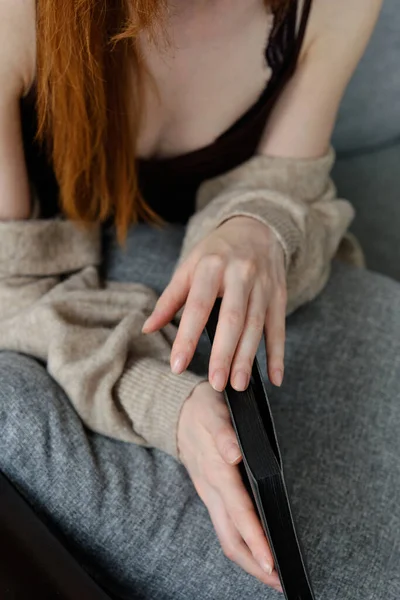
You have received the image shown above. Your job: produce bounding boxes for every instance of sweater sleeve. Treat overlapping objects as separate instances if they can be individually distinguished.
[0,220,205,460]
[177,148,363,315]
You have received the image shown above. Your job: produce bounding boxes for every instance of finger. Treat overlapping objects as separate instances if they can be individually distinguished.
[170,255,223,374]
[142,265,190,333]
[204,485,282,590]
[208,422,271,572]
[230,283,269,391]
[208,421,274,573]
[265,283,287,387]
[209,262,254,392]
[211,462,276,578]
[213,422,242,465]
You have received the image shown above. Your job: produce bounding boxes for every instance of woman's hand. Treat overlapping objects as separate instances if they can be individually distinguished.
[142,216,287,391]
[177,380,283,592]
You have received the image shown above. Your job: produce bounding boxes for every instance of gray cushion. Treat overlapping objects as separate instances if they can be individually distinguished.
[333,143,400,281]
[333,0,400,154]
[332,0,399,280]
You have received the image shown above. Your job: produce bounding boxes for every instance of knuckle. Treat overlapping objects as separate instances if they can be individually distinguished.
[211,351,234,370]
[222,542,238,562]
[250,541,268,562]
[246,313,265,333]
[236,258,257,281]
[223,308,243,328]
[275,283,287,304]
[183,338,197,356]
[188,297,210,316]
[229,506,243,528]
[200,253,225,272]
[268,358,284,374]
[221,440,239,461]
[233,359,253,375]
[175,337,197,360]
[216,424,236,448]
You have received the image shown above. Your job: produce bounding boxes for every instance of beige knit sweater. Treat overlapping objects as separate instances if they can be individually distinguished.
[0,148,363,461]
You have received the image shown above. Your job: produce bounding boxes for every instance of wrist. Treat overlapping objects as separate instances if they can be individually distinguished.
[219,214,285,254]
[177,379,208,462]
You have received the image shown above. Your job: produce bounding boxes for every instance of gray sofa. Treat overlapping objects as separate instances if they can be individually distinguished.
[333,0,400,282]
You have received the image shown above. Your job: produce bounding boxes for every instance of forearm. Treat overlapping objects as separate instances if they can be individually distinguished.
[0,94,32,221]
[0,219,204,460]
[178,148,356,314]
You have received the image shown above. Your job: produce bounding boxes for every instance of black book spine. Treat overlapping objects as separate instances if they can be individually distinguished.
[204,299,316,600]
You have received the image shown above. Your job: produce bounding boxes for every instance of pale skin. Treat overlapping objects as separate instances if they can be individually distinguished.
[0,0,383,592]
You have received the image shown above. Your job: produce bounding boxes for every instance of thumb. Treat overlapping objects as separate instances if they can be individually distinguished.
[215,429,242,465]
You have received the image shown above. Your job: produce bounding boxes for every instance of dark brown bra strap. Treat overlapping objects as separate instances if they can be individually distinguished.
[293,0,313,65]
[266,0,313,85]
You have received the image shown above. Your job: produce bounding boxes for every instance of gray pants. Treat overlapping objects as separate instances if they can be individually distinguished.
[1,224,399,600]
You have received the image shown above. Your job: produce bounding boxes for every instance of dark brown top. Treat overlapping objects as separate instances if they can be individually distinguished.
[20,0,312,223]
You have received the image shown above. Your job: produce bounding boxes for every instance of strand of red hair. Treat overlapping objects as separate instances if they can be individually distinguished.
[36,0,289,242]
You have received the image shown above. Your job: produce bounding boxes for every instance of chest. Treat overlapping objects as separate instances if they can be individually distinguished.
[136,0,273,159]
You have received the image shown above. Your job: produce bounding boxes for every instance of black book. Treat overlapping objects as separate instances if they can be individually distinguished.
[205,299,315,600]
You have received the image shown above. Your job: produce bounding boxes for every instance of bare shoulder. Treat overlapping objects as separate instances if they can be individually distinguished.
[258,0,383,158]
[303,0,383,64]
[0,0,36,99]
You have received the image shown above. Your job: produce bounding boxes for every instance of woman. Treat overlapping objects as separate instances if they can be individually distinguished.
[0,0,399,598]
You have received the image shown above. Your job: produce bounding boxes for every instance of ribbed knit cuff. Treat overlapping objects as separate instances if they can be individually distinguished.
[210,195,305,271]
[178,190,305,273]
[178,147,337,271]
[116,357,207,461]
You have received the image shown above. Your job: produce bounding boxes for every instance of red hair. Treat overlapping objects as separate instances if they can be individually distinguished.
[36,1,289,241]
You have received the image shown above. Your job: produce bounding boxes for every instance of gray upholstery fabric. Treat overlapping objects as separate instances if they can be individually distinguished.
[1,223,400,600]
[332,0,400,280]
[333,0,400,155]
[334,144,400,281]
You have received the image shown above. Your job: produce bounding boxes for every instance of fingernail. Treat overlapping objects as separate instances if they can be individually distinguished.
[142,316,152,332]
[273,368,283,387]
[261,558,273,575]
[232,371,249,391]
[211,369,226,392]
[226,443,241,464]
[172,353,186,374]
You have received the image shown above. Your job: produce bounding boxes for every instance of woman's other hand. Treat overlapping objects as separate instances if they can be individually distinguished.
[177,380,283,592]
[142,216,287,391]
